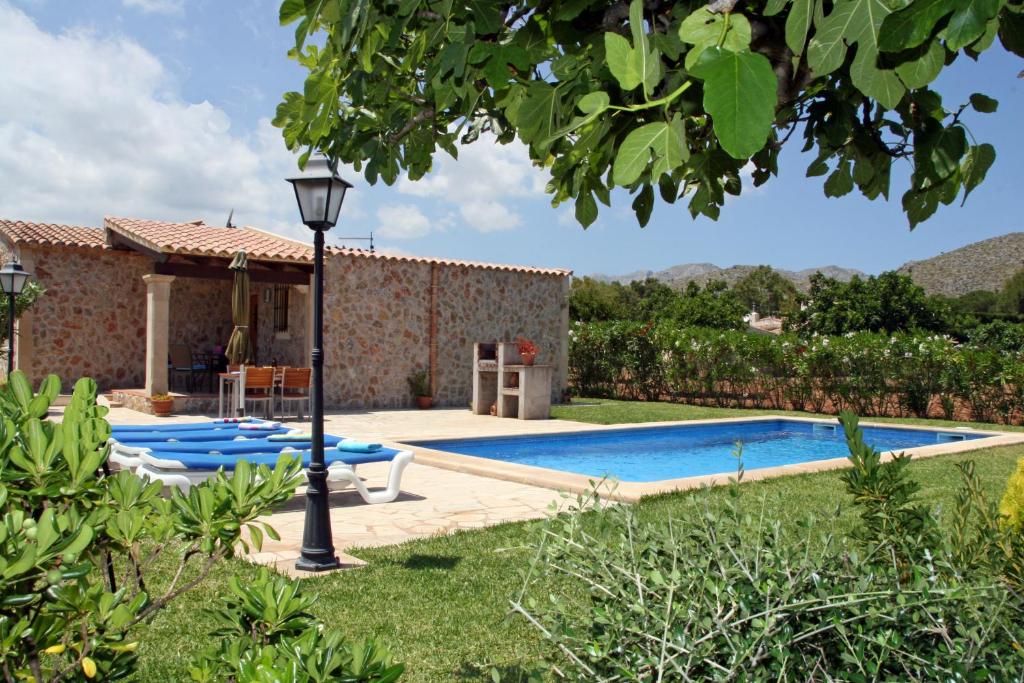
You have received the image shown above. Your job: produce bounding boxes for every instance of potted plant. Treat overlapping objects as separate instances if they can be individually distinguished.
[150,393,173,417]
[407,369,432,409]
[517,338,539,366]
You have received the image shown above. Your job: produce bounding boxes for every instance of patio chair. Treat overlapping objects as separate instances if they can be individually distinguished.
[243,366,275,419]
[168,343,208,392]
[134,447,415,504]
[278,367,311,419]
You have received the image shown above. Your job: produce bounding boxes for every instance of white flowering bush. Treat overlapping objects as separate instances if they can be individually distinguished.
[569,323,1024,424]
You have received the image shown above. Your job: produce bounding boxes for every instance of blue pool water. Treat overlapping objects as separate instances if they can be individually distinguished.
[412,420,987,482]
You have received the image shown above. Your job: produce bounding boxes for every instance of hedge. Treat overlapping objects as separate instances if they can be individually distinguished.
[568,322,1024,424]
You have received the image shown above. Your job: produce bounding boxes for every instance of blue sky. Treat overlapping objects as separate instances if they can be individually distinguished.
[1,0,1022,278]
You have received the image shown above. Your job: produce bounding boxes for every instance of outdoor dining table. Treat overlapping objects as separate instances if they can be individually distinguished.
[217,368,286,419]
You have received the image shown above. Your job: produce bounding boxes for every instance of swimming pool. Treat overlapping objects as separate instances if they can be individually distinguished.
[411,419,988,483]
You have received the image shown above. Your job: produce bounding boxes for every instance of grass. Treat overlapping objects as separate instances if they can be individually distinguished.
[551,396,1024,432]
[131,399,1024,681]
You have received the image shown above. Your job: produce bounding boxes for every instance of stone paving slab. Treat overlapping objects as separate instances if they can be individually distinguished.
[93,404,1021,574]
[94,406,593,574]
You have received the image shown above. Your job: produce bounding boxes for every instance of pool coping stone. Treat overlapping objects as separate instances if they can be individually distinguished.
[396,415,1024,503]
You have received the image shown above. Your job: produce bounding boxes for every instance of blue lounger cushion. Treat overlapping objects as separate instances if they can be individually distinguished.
[141,446,404,471]
[112,426,290,443]
[117,435,343,455]
[112,419,264,434]
[337,439,382,453]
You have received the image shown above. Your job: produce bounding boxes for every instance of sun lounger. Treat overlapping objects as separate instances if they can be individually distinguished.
[107,434,345,471]
[111,419,262,436]
[111,426,289,444]
[134,447,415,504]
[113,435,343,456]
[111,418,261,433]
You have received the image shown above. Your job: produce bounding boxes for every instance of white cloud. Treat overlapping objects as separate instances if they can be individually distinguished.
[0,3,313,241]
[458,200,520,232]
[397,133,547,233]
[122,0,183,14]
[375,204,431,240]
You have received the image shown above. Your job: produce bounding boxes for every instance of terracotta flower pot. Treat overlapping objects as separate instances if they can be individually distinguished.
[416,395,433,410]
[151,398,173,417]
[521,352,536,366]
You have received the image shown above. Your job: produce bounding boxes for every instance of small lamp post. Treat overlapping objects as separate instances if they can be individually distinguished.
[0,260,30,377]
[286,154,352,572]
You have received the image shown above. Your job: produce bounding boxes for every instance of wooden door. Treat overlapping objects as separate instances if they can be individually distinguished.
[248,293,259,364]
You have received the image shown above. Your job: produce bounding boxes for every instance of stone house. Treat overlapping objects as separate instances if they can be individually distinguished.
[0,217,570,409]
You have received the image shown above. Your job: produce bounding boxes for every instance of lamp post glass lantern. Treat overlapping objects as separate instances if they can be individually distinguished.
[286,154,352,572]
[288,155,352,229]
[0,260,30,377]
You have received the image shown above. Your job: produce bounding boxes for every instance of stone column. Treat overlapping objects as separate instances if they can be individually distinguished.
[143,274,175,395]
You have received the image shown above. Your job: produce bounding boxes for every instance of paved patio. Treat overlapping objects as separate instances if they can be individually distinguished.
[99,404,608,575]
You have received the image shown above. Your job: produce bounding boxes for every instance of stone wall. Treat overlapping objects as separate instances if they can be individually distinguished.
[10,242,567,406]
[322,252,569,409]
[168,276,233,360]
[19,246,150,391]
[322,254,432,409]
[434,265,568,406]
[251,282,307,367]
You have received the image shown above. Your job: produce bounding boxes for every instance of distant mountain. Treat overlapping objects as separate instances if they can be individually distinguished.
[896,232,1024,297]
[589,232,1024,297]
[590,263,864,292]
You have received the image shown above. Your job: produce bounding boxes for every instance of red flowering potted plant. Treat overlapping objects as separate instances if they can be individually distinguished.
[517,338,539,366]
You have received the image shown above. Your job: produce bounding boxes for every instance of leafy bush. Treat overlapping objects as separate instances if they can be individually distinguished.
[0,371,402,681]
[189,569,403,682]
[968,320,1024,353]
[570,322,1024,424]
[407,368,430,398]
[568,277,746,329]
[787,272,952,336]
[513,414,1024,679]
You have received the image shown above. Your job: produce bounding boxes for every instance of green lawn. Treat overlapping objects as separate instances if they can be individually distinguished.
[132,400,1024,681]
[551,397,1024,432]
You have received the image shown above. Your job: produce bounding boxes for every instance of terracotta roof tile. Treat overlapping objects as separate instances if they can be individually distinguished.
[0,216,571,276]
[0,220,106,250]
[104,216,314,264]
[330,247,571,277]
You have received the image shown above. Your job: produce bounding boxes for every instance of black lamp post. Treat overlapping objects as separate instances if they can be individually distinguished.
[0,260,30,377]
[286,154,352,572]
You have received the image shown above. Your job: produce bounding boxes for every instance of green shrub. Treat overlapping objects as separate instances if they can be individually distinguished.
[513,415,1024,679]
[569,322,1024,424]
[189,569,403,682]
[0,371,402,682]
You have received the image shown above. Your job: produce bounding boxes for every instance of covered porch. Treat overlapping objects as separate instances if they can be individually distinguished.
[101,217,315,414]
